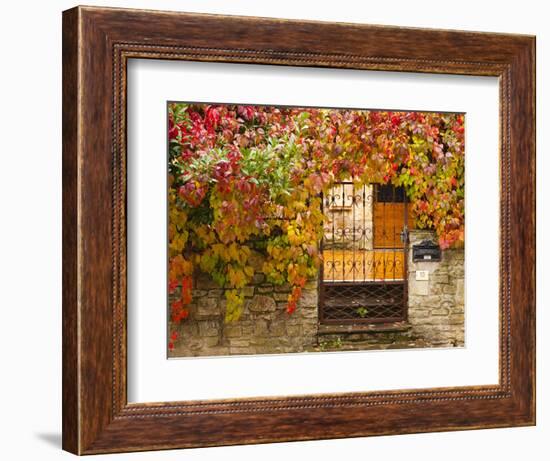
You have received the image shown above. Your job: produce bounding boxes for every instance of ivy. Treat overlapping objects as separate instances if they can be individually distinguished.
[167,103,464,347]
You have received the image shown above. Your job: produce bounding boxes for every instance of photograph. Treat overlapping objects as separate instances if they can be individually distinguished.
[167,103,466,357]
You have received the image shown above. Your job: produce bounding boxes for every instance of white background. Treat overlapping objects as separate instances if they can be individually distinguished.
[127,60,499,402]
[0,0,546,460]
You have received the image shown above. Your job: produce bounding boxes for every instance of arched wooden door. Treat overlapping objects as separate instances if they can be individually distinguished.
[319,183,413,324]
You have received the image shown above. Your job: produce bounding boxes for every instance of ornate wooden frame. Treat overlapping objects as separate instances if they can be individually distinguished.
[62,5,536,455]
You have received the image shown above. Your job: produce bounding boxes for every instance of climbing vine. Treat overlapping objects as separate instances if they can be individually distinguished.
[167,103,464,346]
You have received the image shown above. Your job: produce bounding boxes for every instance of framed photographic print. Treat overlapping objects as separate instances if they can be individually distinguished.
[62,5,535,455]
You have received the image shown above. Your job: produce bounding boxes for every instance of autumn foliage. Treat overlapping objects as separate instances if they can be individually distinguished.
[167,103,464,341]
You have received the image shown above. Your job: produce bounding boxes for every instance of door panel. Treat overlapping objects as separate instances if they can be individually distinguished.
[373,202,413,249]
[322,249,405,281]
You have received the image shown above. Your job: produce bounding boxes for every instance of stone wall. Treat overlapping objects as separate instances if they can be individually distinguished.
[407,230,465,347]
[169,230,465,357]
[169,251,319,357]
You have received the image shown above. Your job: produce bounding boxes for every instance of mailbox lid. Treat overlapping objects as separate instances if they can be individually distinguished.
[412,240,441,261]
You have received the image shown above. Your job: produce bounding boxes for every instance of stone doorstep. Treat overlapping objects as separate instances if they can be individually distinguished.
[317,321,411,335]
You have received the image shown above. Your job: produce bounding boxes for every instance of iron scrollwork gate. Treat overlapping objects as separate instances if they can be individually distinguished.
[319,183,411,324]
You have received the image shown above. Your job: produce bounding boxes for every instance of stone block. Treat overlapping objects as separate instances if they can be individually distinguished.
[451,306,464,315]
[410,280,429,296]
[408,309,430,319]
[305,280,318,290]
[250,337,268,347]
[224,324,242,338]
[230,347,253,355]
[241,323,254,336]
[450,313,465,325]
[198,320,219,337]
[269,321,286,336]
[302,324,318,337]
[452,268,465,278]
[254,320,269,336]
[186,340,206,352]
[247,294,276,313]
[440,294,456,305]
[273,292,289,302]
[204,336,220,347]
[257,284,274,294]
[298,289,318,307]
[408,230,436,245]
[428,285,444,296]
[431,274,449,284]
[228,339,251,347]
[407,298,425,308]
[287,324,302,337]
[300,306,318,319]
[442,284,456,295]
[196,297,219,318]
[455,279,464,303]
[285,316,302,326]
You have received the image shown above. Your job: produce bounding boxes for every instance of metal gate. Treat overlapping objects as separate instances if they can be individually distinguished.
[319,183,412,324]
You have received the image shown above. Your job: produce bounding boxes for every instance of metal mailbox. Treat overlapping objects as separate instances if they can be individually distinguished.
[412,240,441,262]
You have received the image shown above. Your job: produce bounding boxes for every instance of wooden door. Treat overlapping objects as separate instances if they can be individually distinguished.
[373,185,413,249]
